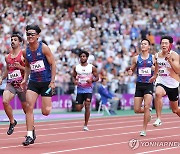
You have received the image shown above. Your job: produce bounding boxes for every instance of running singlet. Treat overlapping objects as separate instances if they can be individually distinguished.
[75,63,93,93]
[156,51,179,88]
[6,50,25,86]
[26,41,51,82]
[136,54,153,83]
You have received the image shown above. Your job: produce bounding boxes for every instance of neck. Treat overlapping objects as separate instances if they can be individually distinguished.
[81,62,88,66]
[29,41,39,51]
[11,47,20,56]
[141,50,149,57]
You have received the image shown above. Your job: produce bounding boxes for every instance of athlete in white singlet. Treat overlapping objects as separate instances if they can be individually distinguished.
[150,36,180,126]
[72,49,99,131]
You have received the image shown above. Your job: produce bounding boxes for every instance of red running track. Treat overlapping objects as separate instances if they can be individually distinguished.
[0,113,180,154]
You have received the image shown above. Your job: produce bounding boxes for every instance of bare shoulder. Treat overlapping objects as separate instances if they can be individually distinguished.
[42,42,50,53]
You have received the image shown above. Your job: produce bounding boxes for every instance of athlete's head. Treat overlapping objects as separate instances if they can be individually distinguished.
[78,49,89,64]
[140,39,150,52]
[26,24,41,43]
[11,32,23,49]
[160,36,173,52]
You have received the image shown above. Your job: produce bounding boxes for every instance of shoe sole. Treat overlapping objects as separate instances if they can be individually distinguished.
[22,140,34,146]
[153,123,162,127]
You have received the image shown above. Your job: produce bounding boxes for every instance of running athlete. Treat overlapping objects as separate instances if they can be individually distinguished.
[150,36,180,126]
[72,50,99,131]
[128,39,155,136]
[21,25,56,146]
[0,33,26,135]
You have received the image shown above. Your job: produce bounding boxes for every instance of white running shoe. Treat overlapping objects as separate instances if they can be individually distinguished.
[153,118,162,127]
[83,126,89,131]
[140,131,146,137]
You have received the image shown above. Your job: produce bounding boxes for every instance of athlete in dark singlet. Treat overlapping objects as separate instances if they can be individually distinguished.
[21,24,56,146]
[128,39,155,136]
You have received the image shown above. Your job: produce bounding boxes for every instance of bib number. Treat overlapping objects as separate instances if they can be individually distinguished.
[30,60,45,72]
[8,70,22,82]
[138,67,151,76]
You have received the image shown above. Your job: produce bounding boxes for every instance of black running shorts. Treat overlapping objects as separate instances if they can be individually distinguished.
[135,82,154,97]
[76,93,92,104]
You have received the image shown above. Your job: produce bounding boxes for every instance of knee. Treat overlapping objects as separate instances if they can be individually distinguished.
[172,109,178,114]
[144,105,150,111]
[134,108,140,113]
[42,106,51,116]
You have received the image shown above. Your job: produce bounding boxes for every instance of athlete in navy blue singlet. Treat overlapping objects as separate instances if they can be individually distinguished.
[128,39,155,137]
[21,24,56,146]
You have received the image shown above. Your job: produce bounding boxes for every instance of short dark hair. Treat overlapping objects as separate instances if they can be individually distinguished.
[11,32,23,42]
[26,24,41,34]
[78,49,89,57]
[160,36,173,44]
[141,38,150,45]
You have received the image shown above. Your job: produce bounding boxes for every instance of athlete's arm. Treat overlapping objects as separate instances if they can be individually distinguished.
[128,55,137,75]
[167,52,180,74]
[92,66,99,82]
[72,66,78,85]
[149,54,159,83]
[22,50,31,82]
[42,43,56,83]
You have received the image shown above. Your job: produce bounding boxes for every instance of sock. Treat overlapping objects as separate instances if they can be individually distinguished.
[27,131,33,138]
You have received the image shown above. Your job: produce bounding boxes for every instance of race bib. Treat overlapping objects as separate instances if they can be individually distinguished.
[138,67,151,76]
[158,68,169,76]
[77,75,92,87]
[30,60,45,72]
[8,70,22,81]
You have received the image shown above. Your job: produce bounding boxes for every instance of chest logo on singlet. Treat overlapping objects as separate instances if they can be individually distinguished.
[8,70,22,82]
[30,60,45,72]
[138,67,151,76]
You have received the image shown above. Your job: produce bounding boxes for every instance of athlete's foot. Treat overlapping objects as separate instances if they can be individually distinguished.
[153,118,162,127]
[83,126,89,131]
[7,120,17,135]
[22,136,34,146]
[140,130,146,137]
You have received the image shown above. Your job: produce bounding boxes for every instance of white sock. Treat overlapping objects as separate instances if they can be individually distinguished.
[27,131,33,138]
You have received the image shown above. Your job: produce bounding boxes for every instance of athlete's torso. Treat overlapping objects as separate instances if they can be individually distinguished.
[26,41,51,82]
[76,63,93,93]
[6,50,25,85]
[156,51,179,88]
[136,54,153,83]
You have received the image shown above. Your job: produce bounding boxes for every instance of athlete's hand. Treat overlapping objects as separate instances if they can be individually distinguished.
[165,52,171,61]
[14,62,22,69]
[20,79,26,90]
[86,79,92,84]
[0,77,2,85]
[149,75,156,83]
[49,82,55,94]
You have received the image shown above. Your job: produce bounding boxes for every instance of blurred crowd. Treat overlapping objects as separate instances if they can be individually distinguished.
[0,0,180,95]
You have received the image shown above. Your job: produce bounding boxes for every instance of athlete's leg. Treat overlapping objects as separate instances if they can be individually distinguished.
[143,94,153,131]
[134,97,144,113]
[154,86,166,119]
[25,90,38,132]
[41,97,52,116]
[170,101,180,117]
[2,90,15,123]
[84,97,91,126]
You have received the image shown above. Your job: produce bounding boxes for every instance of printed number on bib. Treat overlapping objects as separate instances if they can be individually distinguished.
[8,70,22,81]
[30,60,45,72]
[158,68,168,76]
[138,67,151,76]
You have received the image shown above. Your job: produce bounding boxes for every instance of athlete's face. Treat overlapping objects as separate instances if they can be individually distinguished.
[140,40,150,52]
[26,30,38,43]
[79,53,88,64]
[161,39,170,53]
[11,36,20,49]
